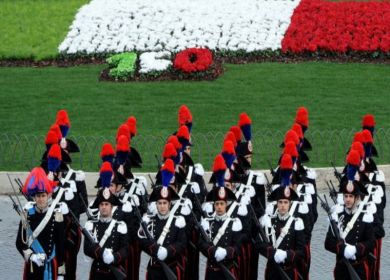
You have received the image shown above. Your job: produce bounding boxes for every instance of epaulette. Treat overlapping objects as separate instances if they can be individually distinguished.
[375,170,385,182]
[366,201,377,214]
[260,214,272,228]
[190,182,201,194]
[179,198,192,216]
[122,201,133,213]
[298,202,309,214]
[237,203,248,216]
[304,183,315,195]
[23,201,35,212]
[175,215,186,228]
[75,170,85,181]
[194,163,205,176]
[305,168,317,180]
[64,187,75,201]
[85,220,94,231]
[55,202,69,215]
[202,202,213,214]
[148,202,157,215]
[117,220,127,234]
[135,175,148,189]
[362,211,374,223]
[294,217,304,230]
[232,218,242,232]
[254,172,266,185]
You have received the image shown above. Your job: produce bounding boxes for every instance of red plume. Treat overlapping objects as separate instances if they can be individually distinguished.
[116,124,130,141]
[126,116,137,137]
[212,154,227,172]
[55,110,70,127]
[167,135,182,150]
[238,113,252,127]
[291,123,303,139]
[45,131,58,145]
[280,154,293,169]
[49,124,62,141]
[283,141,298,157]
[351,142,365,158]
[222,140,236,155]
[48,144,62,160]
[161,158,175,173]
[162,143,177,159]
[353,131,364,143]
[362,114,375,127]
[295,107,309,127]
[224,131,237,147]
[362,129,373,143]
[116,135,130,152]
[347,150,361,166]
[177,125,190,140]
[100,143,115,157]
[229,126,242,142]
[100,161,113,173]
[284,130,300,145]
[178,105,192,126]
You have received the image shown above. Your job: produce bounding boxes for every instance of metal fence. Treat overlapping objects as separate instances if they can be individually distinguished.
[1,128,389,171]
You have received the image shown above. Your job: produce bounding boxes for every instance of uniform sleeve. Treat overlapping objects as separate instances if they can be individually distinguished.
[16,221,29,259]
[54,214,66,265]
[166,227,187,260]
[355,221,375,259]
[138,225,159,257]
[198,231,217,261]
[324,223,345,257]
[285,226,305,264]
[83,230,103,261]
[113,231,129,265]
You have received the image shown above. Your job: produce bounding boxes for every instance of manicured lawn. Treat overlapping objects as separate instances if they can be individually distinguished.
[0,0,89,60]
[0,62,389,171]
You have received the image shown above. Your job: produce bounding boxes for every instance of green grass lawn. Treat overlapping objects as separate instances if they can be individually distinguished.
[1,62,389,171]
[0,0,89,60]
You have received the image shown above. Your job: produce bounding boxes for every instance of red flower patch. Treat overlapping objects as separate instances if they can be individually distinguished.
[282,0,390,53]
[173,48,213,73]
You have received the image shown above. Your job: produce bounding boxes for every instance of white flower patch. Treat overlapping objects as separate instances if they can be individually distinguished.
[139,51,172,73]
[59,0,301,54]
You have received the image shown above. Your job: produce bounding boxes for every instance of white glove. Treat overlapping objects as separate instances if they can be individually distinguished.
[30,253,46,267]
[344,244,357,260]
[274,249,287,264]
[157,246,168,261]
[57,276,64,280]
[103,248,114,264]
[214,247,227,262]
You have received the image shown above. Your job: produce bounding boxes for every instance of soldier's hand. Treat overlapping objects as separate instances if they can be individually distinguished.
[157,246,168,261]
[57,276,64,280]
[344,244,357,260]
[274,249,287,264]
[214,247,227,262]
[103,248,114,264]
[30,253,46,267]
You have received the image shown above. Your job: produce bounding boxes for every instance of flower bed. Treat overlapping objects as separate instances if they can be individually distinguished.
[59,0,300,54]
[100,49,223,82]
[282,0,390,54]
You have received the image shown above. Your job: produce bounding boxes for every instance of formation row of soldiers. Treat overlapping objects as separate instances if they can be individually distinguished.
[12,107,385,280]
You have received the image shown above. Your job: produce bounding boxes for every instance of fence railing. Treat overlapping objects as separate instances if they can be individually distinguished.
[1,128,389,171]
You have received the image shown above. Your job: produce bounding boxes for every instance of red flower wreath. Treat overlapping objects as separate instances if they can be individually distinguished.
[173,48,213,73]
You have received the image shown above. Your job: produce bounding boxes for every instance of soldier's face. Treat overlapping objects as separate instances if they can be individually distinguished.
[184,146,191,155]
[277,199,290,215]
[214,200,227,215]
[344,194,357,209]
[34,192,49,210]
[99,202,113,218]
[157,200,170,215]
[245,154,252,165]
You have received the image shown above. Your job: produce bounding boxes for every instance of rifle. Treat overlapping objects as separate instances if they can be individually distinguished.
[68,209,127,280]
[131,197,177,280]
[317,194,361,280]
[155,154,162,170]
[267,159,276,177]
[326,181,338,204]
[148,174,156,189]
[331,161,342,183]
[78,193,94,220]
[250,198,292,280]
[264,173,273,196]
[189,210,236,280]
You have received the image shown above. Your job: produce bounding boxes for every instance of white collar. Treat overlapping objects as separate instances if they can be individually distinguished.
[277,211,290,221]
[99,216,112,223]
[215,213,228,221]
[157,212,170,220]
